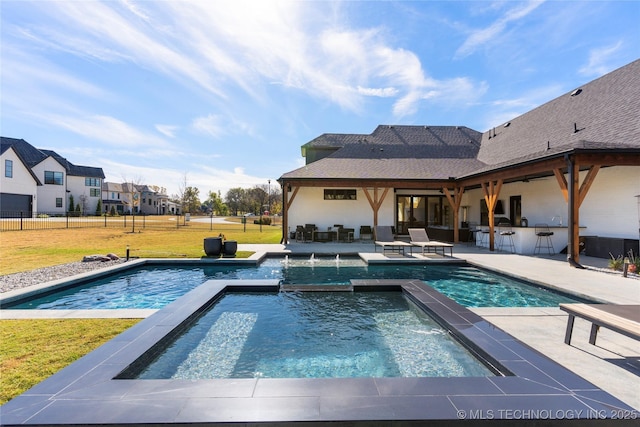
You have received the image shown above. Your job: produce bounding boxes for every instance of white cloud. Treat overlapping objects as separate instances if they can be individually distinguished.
[6,1,489,123]
[579,41,624,77]
[191,114,225,138]
[155,124,179,138]
[455,0,545,58]
[39,113,170,148]
[357,86,398,97]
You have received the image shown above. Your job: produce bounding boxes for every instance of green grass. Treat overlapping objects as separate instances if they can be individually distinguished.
[0,221,281,403]
[1,218,282,275]
[0,319,140,405]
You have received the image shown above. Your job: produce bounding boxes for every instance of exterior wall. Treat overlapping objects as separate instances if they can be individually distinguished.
[461,165,640,240]
[32,157,67,214]
[0,148,39,212]
[286,187,394,238]
[67,176,102,215]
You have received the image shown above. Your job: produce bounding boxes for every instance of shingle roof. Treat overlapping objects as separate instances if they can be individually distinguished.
[0,137,43,185]
[284,125,484,180]
[476,59,640,166]
[1,137,105,179]
[1,137,47,167]
[282,59,640,182]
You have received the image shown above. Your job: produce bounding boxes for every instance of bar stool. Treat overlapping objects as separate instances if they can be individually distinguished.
[467,222,480,245]
[479,226,491,247]
[534,224,555,255]
[497,223,516,253]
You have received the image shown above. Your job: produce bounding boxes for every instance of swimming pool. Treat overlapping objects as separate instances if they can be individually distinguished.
[132,291,494,379]
[3,257,584,309]
[4,278,633,425]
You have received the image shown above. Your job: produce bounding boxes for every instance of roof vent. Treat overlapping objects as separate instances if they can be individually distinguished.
[504,122,511,128]
[570,88,582,97]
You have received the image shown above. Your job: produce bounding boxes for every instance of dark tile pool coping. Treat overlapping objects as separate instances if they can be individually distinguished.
[2,279,636,426]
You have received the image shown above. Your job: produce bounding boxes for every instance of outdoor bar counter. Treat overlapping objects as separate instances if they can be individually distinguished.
[475,226,585,255]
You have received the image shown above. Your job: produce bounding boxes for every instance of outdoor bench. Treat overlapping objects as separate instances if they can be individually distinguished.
[559,303,640,345]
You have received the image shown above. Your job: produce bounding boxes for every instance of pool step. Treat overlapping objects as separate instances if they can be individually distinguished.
[279,284,353,292]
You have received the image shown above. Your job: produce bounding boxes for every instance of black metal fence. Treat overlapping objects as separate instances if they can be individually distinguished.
[0,211,282,232]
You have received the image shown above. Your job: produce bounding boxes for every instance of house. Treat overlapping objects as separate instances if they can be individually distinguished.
[1,137,105,216]
[279,59,640,264]
[102,182,174,215]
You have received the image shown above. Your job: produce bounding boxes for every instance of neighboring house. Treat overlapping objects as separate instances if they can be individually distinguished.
[102,182,126,214]
[102,182,173,215]
[279,59,640,264]
[0,141,41,215]
[0,137,105,216]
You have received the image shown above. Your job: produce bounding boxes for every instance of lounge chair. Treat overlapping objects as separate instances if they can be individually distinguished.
[374,226,412,255]
[408,228,453,257]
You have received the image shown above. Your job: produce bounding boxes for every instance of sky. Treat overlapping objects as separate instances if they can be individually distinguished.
[1,1,639,199]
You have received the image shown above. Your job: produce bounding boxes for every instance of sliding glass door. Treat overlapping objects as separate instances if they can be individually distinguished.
[397,195,453,234]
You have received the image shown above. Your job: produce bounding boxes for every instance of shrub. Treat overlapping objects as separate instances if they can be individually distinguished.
[253,217,271,225]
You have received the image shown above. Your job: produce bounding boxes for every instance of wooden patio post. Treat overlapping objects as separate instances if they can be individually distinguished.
[481,179,503,251]
[443,186,464,243]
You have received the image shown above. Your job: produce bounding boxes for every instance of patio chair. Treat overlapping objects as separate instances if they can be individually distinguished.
[374,225,411,255]
[359,225,373,240]
[304,224,316,242]
[408,228,453,257]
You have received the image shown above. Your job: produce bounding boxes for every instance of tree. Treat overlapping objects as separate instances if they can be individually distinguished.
[68,194,75,213]
[183,186,201,213]
[79,195,89,215]
[95,199,102,216]
[204,190,228,216]
[225,187,246,216]
[121,175,144,214]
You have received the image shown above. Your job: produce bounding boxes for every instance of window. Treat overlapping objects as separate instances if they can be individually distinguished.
[90,188,101,197]
[56,197,63,208]
[85,177,100,187]
[324,189,357,200]
[44,171,64,185]
[5,159,13,178]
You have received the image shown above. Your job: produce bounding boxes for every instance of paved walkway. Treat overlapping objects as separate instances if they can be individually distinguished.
[3,241,639,409]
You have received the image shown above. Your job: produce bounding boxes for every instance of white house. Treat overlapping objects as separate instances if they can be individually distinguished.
[102,182,174,215]
[0,137,105,216]
[279,59,640,264]
[0,143,41,214]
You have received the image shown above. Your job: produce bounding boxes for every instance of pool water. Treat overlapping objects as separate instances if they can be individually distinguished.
[134,292,494,379]
[6,257,582,309]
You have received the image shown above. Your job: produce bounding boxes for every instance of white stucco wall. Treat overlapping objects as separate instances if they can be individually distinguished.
[32,157,67,214]
[287,187,394,238]
[461,165,640,240]
[67,176,102,215]
[0,148,39,211]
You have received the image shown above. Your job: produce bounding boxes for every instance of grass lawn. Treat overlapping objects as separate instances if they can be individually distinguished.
[0,319,140,405]
[1,217,282,275]
[0,220,281,403]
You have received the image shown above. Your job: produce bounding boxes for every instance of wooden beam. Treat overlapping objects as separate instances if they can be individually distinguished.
[281,186,300,244]
[481,179,503,251]
[443,186,464,242]
[362,187,390,228]
[578,165,600,207]
[553,168,569,203]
